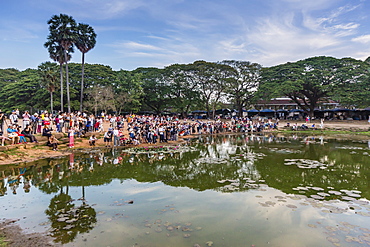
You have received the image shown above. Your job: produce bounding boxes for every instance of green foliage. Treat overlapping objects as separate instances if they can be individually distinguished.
[0,69,44,113]
[219,60,262,116]
[1,55,369,116]
[115,70,143,113]
[0,236,7,247]
[135,67,172,114]
[260,56,370,115]
[186,60,234,117]
[164,63,201,116]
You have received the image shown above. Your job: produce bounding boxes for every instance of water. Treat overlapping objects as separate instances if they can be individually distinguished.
[1,134,370,246]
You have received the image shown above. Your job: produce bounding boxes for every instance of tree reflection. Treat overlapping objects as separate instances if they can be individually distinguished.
[1,133,370,203]
[45,188,96,244]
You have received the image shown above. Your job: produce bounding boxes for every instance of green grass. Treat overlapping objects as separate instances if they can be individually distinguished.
[277,129,370,136]
[2,149,25,156]
[0,236,8,247]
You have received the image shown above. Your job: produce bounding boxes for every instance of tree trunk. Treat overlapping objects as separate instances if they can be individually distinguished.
[80,52,85,112]
[50,91,53,114]
[64,50,71,113]
[59,63,64,112]
[238,106,243,118]
[94,98,97,116]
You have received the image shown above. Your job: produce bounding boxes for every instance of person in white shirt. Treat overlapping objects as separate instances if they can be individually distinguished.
[22,111,31,129]
[113,127,120,146]
[9,111,18,125]
[89,135,98,146]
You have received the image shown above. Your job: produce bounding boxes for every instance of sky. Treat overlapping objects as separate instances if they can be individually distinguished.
[1,0,370,71]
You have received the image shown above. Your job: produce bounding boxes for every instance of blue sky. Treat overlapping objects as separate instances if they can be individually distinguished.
[1,0,370,71]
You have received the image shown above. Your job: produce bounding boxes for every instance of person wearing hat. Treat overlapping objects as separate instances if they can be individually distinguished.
[9,110,18,125]
[30,113,38,134]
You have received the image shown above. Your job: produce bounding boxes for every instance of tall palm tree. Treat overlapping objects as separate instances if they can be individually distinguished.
[38,62,59,113]
[75,23,97,113]
[45,14,77,113]
[44,41,72,112]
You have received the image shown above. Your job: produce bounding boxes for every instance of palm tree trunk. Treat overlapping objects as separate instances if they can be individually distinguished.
[80,52,85,112]
[64,50,71,113]
[82,186,85,200]
[59,63,63,112]
[50,91,54,114]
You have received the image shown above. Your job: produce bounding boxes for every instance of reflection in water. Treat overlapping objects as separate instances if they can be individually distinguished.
[0,134,369,246]
[45,192,96,244]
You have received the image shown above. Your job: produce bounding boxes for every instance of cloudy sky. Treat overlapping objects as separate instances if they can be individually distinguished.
[1,0,370,71]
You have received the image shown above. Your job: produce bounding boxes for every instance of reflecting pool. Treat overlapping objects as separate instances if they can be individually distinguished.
[1,134,370,246]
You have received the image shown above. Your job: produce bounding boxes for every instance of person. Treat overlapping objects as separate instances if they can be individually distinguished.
[63,114,70,133]
[0,111,5,133]
[54,115,60,132]
[22,111,31,129]
[68,127,75,148]
[21,124,38,142]
[42,125,52,138]
[57,112,64,132]
[43,112,51,128]
[30,113,38,134]
[89,135,98,146]
[113,127,120,146]
[320,118,324,129]
[47,135,59,151]
[37,115,43,133]
[104,129,113,147]
[0,132,10,146]
[16,126,27,143]
[94,119,100,132]
[7,125,20,145]
[9,110,18,125]
[158,125,165,142]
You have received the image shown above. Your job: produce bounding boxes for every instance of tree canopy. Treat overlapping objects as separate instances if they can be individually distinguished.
[260,56,370,116]
[1,54,370,116]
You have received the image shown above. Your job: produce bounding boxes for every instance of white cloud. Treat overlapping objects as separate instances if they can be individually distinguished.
[40,0,147,20]
[114,41,162,51]
[352,34,370,44]
[333,23,359,30]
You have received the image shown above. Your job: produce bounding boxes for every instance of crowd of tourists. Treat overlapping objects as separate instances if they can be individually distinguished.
[0,109,281,147]
[102,115,279,147]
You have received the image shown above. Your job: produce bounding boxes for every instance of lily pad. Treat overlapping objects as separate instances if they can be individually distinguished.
[206,241,214,246]
[154,227,163,233]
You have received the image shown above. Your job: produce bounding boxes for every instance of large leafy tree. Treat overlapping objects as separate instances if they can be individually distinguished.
[219,60,262,117]
[38,62,59,113]
[45,14,77,113]
[136,67,171,114]
[0,69,44,113]
[330,58,370,108]
[260,56,370,116]
[190,61,233,118]
[115,70,143,114]
[164,64,201,117]
[84,85,116,115]
[75,23,97,112]
[68,63,116,112]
